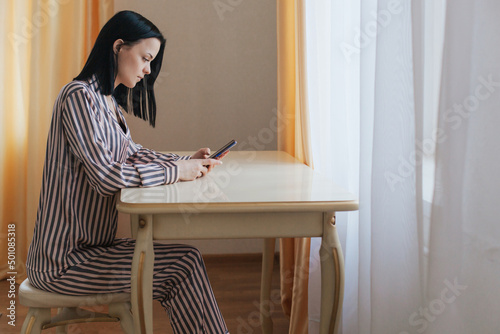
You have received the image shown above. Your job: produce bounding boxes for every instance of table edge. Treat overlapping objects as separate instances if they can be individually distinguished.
[116,199,359,214]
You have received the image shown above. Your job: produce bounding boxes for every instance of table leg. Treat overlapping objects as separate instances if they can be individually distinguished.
[131,214,154,334]
[319,213,344,334]
[260,238,276,334]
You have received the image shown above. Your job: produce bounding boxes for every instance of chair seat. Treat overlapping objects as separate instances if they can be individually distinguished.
[19,279,131,308]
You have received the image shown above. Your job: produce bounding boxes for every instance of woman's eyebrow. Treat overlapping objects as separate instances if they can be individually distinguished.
[147,53,153,59]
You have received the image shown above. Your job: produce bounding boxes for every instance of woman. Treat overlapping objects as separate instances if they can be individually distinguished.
[26,10,229,333]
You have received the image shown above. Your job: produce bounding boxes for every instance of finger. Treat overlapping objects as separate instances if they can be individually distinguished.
[217,151,230,160]
[202,159,223,166]
[196,167,203,178]
[201,148,211,159]
[195,165,206,178]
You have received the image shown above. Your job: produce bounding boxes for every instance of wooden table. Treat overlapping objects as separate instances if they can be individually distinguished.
[116,151,358,334]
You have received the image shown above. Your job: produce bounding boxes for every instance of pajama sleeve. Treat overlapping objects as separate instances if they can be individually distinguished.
[61,87,179,197]
[126,140,191,165]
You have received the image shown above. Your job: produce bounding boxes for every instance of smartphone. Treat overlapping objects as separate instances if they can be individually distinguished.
[209,140,237,159]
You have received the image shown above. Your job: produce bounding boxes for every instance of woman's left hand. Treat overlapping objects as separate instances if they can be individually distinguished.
[191,148,219,172]
[191,147,229,173]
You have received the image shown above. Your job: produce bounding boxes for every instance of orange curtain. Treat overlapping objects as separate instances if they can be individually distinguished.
[277,0,312,333]
[0,0,114,283]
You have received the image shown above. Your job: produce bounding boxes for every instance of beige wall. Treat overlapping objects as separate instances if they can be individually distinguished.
[115,0,277,151]
[114,0,277,254]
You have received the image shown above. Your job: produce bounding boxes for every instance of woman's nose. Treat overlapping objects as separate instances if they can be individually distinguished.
[144,63,151,75]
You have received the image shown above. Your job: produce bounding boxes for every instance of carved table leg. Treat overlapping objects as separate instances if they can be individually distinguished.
[131,215,154,334]
[320,213,344,334]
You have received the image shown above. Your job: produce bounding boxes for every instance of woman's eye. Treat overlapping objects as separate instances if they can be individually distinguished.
[143,57,149,62]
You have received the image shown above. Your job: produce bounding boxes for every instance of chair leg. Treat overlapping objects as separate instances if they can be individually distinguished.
[55,308,68,334]
[109,302,134,334]
[21,307,51,334]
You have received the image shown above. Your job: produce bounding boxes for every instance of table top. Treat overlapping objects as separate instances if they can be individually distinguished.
[117,151,358,214]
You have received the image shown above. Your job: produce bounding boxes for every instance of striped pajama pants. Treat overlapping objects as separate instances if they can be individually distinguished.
[27,240,229,334]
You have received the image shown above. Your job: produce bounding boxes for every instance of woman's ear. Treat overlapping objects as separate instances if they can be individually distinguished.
[113,39,125,54]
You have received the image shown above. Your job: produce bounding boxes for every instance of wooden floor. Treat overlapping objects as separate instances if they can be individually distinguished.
[0,254,289,334]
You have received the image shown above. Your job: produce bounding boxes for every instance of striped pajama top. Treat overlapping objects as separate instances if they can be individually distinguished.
[26,77,188,281]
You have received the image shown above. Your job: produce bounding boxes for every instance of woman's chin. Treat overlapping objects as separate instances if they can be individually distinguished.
[124,82,138,89]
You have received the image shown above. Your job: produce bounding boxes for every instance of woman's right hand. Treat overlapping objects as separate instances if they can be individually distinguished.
[174,159,222,181]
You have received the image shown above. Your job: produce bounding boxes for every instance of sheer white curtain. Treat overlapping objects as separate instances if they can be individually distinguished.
[426,1,500,333]
[305,0,363,332]
[306,0,500,333]
[306,0,423,333]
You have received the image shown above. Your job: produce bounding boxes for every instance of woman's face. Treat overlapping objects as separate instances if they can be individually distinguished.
[114,37,161,89]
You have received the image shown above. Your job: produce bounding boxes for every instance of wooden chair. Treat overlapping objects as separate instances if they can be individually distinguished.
[19,279,133,334]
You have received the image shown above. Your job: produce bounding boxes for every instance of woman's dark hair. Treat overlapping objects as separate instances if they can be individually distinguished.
[74,10,166,127]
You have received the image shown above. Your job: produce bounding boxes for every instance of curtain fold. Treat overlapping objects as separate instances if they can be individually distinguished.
[426,1,500,333]
[0,0,114,282]
[277,0,312,333]
[369,1,423,330]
